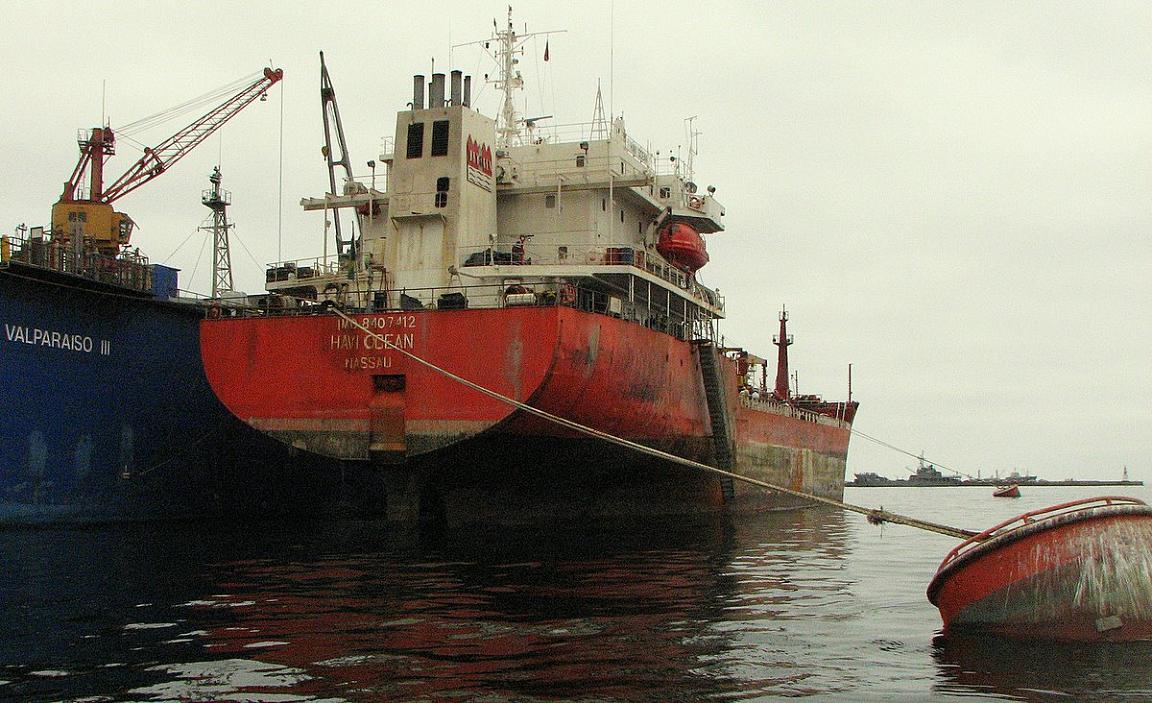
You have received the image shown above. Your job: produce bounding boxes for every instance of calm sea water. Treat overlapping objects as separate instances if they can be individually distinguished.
[3,485,1152,702]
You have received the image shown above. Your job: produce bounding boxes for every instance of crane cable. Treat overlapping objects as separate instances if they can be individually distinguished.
[329,307,979,541]
[117,72,263,136]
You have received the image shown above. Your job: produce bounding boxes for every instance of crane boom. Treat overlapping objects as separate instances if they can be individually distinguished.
[102,67,283,204]
[53,66,283,257]
[319,52,355,257]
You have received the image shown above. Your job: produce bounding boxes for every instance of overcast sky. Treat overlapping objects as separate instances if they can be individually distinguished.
[3,1,1148,481]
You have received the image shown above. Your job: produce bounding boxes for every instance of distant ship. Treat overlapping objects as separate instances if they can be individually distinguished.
[907,457,963,486]
[198,12,860,524]
[846,463,1139,488]
[850,472,897,487]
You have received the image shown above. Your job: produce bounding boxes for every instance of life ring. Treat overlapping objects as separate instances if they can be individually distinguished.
[688,196,703,209]
[207,305,222,320]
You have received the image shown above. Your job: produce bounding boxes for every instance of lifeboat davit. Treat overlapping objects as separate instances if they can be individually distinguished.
[928,496,1152,641]
[656,223,708,273]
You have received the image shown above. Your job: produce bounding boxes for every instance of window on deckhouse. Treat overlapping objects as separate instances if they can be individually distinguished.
[431,121,450,156]
[435,177,449,208]
[406,123,424,158]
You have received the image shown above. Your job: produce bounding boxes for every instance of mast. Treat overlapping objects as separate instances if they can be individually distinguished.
[201,166,234,298]
[494,8,521,146]
[773,307,793,400]
[319,51,356,257]
[456,7,563,147]
[591,81,608,140]
[684,115,700,184]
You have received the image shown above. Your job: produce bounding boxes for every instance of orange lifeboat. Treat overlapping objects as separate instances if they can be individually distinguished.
[656,223,709,273]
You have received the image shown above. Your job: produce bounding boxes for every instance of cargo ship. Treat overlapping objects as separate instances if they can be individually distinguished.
[0,67,354,523]
[199,13,859,524]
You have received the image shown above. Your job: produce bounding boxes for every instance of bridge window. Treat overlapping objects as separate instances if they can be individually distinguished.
[431,120,450,156]
[406,123,424,158]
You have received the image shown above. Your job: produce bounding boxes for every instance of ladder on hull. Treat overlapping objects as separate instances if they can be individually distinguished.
[695,341,736,502]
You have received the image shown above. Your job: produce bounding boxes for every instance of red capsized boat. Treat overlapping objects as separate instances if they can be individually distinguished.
[993,484,1020,498]
[656,223,708,272]
[927,497,1152,641]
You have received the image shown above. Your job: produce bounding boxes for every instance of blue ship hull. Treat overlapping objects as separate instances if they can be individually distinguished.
[1,264,241,522]
[0,264,379,524]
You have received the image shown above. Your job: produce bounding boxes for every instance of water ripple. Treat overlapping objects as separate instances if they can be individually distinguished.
[2,487,1151,701]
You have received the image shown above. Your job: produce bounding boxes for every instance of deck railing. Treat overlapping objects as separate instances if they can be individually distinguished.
[457,242,723,312]
[739,394,849,429]
[263,241,724,314]
[235,280,719,343]
[1,229,154,293]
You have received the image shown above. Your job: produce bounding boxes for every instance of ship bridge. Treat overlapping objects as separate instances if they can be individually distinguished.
[261,63,727,343]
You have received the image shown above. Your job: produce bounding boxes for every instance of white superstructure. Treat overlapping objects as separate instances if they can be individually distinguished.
[266,12,727,342]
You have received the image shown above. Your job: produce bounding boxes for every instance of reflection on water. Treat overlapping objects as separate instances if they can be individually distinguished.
[175,510,855,702]
[3,485,1151,701]
[933,634,1152,702]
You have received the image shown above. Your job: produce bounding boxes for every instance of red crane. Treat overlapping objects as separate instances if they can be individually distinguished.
[53,66,283,256]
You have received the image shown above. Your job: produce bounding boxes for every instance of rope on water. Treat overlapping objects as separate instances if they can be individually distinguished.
[331,308,979,541]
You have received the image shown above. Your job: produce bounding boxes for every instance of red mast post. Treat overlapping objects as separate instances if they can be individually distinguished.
[773,307,793,401]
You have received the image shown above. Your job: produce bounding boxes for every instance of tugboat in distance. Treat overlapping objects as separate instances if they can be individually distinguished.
[908,456,963,486]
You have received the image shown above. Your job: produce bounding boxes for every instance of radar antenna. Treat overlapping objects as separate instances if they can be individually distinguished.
[454,7,564,147]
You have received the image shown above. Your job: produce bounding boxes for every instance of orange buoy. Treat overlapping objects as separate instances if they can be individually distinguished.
[928,496,1152,641]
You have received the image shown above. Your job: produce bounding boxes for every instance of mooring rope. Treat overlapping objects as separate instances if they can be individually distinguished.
[330,308,978,540]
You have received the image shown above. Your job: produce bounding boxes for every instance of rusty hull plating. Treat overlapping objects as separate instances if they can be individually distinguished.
[201,304,856,523]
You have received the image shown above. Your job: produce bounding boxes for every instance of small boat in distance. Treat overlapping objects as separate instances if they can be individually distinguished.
[993,484,1020,498]
[928,496,1152,641]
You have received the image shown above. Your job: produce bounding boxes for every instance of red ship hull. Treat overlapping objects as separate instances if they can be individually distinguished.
[200,306,855,522]
[927,498,1152,641]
